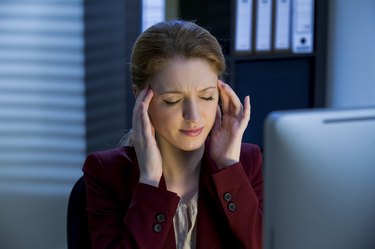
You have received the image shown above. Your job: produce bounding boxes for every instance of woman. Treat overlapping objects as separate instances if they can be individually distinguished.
[83,20,263,249]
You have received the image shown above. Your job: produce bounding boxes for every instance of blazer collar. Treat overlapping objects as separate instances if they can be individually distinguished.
[195,139,225,248]
[127,139,224,248]
[157,138,219,190]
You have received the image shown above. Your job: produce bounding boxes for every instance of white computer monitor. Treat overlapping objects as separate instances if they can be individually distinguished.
[264,107,375,249]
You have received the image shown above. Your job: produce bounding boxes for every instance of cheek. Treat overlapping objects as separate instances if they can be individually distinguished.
[148,102,177,128]
[208,105,218,122]
[148,102,161,126]
[202,101,218,123]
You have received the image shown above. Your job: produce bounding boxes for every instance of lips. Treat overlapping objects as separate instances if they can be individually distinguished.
[180,127,204,137]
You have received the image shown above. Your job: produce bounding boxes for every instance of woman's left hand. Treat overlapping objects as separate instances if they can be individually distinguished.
[210,80,251,169]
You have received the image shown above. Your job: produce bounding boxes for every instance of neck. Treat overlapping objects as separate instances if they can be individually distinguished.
[159,140,204,181]
[156,135,204,201]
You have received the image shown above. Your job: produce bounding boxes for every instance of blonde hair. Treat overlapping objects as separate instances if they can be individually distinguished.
[120,20,226,146]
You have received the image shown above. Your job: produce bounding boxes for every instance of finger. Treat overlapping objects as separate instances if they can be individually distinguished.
[212,105,221,132]
[138,89,155,136]
[133,88,149,117]
[240,95,251,129]
[132,88,150,128]
[142,89,155,139]
[224,84,242,114]
[140,102,154,141]
[218,80,230,114]
[142,88,154,109]
[132,101,146,140]
[219,80,242,116]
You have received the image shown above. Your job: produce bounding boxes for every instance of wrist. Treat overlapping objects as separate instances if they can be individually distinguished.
[139,175,160,187]
[216,159,239,169]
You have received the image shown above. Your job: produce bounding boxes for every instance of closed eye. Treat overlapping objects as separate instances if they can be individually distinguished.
[164,100,181,106]
[164,96,214,106]
[201,96,215,101]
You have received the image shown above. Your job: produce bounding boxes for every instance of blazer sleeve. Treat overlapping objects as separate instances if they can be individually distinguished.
[210,144,263,249]
[83,152,180,249]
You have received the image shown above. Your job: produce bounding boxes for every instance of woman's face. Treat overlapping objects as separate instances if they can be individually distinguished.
[148,57,219,151]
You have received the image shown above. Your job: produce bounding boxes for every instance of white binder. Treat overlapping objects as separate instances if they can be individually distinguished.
[142,0,165,31]
[255,0,273,52]
[274,0,291,51]
[234,0,253,52]
[292,0,314,53]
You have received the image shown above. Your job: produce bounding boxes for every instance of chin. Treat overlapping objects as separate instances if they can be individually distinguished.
[178,143,204,152]
[174,136,207,152]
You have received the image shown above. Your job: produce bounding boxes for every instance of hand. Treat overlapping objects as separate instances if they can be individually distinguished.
[210,80,251,169]
[132,88,163,187]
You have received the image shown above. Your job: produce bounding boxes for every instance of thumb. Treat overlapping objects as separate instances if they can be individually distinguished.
[212,105,221,132]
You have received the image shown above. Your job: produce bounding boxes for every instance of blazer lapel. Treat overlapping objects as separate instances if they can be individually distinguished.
[158,175,178,249]
[137,139,227,249]
[124,148,177,249]
[196,140,225,249]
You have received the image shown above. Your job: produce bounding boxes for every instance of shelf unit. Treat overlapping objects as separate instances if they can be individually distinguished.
[180,0,328,147]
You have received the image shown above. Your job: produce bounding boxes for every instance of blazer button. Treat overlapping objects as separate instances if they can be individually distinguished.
[156,213,166,223]
[223,192,232,202]
[228,202,237,212]
[153,223,162,233]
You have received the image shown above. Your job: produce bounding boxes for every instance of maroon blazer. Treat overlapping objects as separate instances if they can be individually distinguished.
[83,139,263,249]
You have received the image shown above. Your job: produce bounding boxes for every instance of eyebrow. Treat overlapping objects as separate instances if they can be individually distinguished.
[160,86,217,95]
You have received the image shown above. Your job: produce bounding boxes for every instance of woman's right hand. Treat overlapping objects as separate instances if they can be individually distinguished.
[132,88,163,187]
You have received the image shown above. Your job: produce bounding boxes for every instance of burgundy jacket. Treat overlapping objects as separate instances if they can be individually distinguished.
[83,139,263,249]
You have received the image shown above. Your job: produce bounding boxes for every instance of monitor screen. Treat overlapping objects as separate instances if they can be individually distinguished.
[264,107,375,249]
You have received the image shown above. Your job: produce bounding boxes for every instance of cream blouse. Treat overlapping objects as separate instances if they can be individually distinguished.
[173,192,199,249]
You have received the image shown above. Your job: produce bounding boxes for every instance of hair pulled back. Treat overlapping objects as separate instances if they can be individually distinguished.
[130,20,225,89]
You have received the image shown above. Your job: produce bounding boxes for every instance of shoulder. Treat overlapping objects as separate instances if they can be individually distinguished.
[82,146,138,180]
[86,146,136,164]
[239,143,263,178]
[239,143,262,163]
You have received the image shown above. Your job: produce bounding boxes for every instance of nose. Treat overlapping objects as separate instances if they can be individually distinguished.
[182,99,200,123]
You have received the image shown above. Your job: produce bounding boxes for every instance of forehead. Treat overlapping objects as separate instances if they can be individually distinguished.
[150,57,218,93]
